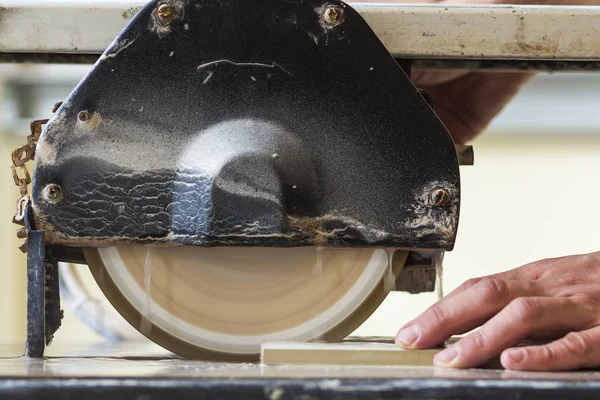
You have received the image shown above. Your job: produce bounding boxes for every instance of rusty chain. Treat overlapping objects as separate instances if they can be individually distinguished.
[10,119,49,251]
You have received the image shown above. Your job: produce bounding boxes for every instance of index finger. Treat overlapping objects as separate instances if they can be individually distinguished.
[395,278,538,349]
[398,268,521,330]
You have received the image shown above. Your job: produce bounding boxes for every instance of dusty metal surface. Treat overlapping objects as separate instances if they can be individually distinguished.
[1,2,600,63]
[413,59,600,71]
[2,341,600,399]
[1,340,600,380]
[363,4,600,61]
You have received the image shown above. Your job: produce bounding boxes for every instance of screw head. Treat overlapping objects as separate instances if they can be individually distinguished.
[43,184,63,204]
[323,5,344,27]
[155,4,175,25]
[430,188,450,207]
[77,110,90,122]
[52,101,63,113]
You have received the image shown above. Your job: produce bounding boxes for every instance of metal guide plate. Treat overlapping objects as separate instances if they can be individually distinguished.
[1,2,600,61]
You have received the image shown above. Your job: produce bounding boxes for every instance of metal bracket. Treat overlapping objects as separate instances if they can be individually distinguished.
[396,251,440,294]
[24,205,45,357]
[456,145,474,166]
[23,204,63,358]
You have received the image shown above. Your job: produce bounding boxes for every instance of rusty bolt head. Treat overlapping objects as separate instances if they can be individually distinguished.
[52,101,63,113]
[155,4,175,25]
[43,184,63,204]
[77,110,90,122]
[429,188,451,207]
[323,5,344,27]
[16,227,27,239]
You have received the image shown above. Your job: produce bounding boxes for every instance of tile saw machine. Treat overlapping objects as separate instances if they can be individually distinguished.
[3,0,599,361]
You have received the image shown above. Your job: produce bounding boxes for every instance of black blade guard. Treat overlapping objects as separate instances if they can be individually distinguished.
[32,0,461,250]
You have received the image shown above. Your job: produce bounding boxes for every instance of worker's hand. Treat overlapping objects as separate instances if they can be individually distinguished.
[411,69,532,145]
[395,252,600,371]
[408,0,599,144]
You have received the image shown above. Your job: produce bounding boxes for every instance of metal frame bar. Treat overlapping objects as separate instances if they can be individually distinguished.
[25,229,45,358]
[1,2,600,62]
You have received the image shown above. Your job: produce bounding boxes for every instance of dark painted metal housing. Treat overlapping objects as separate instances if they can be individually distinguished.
[2,377,600,399]
[32,0,460,250]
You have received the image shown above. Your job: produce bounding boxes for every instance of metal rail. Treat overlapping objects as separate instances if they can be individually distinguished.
[1,2,600,68]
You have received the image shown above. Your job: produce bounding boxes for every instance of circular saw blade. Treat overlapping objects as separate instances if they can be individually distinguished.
[84,246,408,360]
[58,262,143,341]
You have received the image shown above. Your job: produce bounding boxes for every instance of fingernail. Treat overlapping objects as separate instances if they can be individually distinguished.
[396,325,419,348]
[434,347,458,367]
[505,349,525,365]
